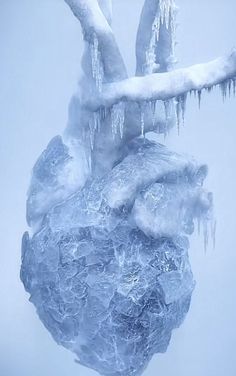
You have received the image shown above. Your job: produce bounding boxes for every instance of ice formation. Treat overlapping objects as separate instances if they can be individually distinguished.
[21,1,236,376]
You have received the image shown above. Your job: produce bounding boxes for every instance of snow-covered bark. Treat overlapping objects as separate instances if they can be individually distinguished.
[84,49,236,110]
[64,0,127,82]
[65,0,236,168]
[136,0,177,75]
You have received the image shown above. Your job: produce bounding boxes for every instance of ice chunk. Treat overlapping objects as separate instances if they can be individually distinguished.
[132,182,212,238]
[102,139,208,209]
[27,136,88,226]
[21,139,210,376]
[158,270,195,305]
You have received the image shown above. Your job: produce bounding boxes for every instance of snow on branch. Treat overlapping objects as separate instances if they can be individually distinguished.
[64,0,127,82]
[136,0,177,76]
[84,49,236,110]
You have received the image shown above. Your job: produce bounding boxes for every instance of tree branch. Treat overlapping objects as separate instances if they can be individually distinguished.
[84,49,236,109]
[136,0,177,76]
[65,0,127,82]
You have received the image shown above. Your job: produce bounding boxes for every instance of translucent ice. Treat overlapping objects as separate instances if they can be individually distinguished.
[20,1,229,375]
[21,139,212,376]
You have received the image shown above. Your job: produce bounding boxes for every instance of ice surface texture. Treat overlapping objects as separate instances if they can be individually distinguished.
[21,0,235,375]
[21,138,212,376]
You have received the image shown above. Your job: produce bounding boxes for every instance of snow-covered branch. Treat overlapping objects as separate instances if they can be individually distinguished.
[136,0,176,75]
[64,0,127,82]
[85,49,236,109]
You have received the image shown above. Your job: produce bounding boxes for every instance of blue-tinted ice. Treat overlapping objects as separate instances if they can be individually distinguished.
[21,137,212,376]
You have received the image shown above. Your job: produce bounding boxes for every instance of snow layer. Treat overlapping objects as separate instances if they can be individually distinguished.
[84,49,236,110]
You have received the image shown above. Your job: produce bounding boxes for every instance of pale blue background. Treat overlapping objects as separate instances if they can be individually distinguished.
[0,1,236,375]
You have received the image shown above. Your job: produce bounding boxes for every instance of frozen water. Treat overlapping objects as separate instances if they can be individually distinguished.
[90,33,104,92]
[21,138,212,376]
[111,102,125,138]
[20,1,230,375]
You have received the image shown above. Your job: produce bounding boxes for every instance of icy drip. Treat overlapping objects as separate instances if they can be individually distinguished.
[163,100,172,135]
[88,112,101,150]
[197,215,216,252]
[175,94,187,132]
[149,99,158,130]
[111,102,125,139]
[140,109,145,137]
[220,78,236,100]
[145,0,176,74]
[145,15,161,74]
[159,0,175,27]
[90,33,104,92]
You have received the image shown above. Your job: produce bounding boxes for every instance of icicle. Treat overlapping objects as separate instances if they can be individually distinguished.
[89,118,96,150]
[211,219,217,250]
[175,97,181,134]
[159,0,174,28]
[164,99,172,134]
[140,105,145,137]
[180,93,187,125]
[220,81,227,101]
[90,33,104,92]
[197,90,202,109]
[145,0,176,74]
[94,111,101,132]
[233,78,236,96]
[151,100,157,127]
[111,102,125,139]
[175,94,186,133]
[228,79,232,97]
[145,15,161,74]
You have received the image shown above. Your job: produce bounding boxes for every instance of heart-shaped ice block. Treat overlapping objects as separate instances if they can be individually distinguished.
[21,137,212,376]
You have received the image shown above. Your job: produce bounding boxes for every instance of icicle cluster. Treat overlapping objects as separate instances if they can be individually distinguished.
[90,33,104,92]
[111,102,125,138]
[220,78,236,101]
[145,0,176,74]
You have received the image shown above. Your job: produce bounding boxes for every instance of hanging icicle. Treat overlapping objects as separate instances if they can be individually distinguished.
[175,94,187,133]
[197,90,202,109]
[220,81,227,101]
[90,33,104,92]
[150,99,158,127]
[164,99,172,135]
[145,0,176,74]
[140,109,145,137]
[233,78,236,96]
[111,102,125,139]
